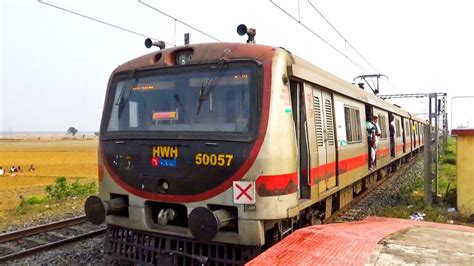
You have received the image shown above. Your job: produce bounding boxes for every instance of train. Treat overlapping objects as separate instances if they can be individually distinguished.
[84,27,427,265]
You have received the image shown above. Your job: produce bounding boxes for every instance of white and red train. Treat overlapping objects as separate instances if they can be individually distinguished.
[85,37,426,265]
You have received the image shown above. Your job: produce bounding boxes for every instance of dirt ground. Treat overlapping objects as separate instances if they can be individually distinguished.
[0,139,98,228]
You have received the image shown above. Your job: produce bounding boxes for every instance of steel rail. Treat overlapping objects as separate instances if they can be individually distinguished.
[0,228,106,263]
[0,215,87,244]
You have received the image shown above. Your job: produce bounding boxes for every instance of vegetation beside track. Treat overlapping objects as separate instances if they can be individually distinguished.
[377,136,471,224]
[15,177,96,212]
[0,139,98,231]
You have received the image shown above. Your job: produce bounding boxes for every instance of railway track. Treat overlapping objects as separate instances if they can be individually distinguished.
[326,155,423,223]
[0,215,106,263]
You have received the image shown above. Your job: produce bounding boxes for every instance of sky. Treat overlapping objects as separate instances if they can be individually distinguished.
[1,0,474,132]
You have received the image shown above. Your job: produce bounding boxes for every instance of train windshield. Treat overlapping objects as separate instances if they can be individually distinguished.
[105,62,258,138]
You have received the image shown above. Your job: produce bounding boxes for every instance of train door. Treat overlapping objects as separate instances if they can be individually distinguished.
[418,123,422,146]
[394,116,402,156]
[414,122,418,148]
[420,124,424,145]
[312,87,336,194]
[403,118,411,153]
[290,81,311,199]
[401,117,406,153]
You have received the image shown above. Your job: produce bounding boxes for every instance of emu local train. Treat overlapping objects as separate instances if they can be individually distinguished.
[85,30,426,265]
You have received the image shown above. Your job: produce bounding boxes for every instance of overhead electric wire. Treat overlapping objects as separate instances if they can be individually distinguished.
[37,0,175,46]
[270,0,369,74]
[304,0,406,95]
[379,78,398,94]
[307,0,379,74]
[138,0,221,42]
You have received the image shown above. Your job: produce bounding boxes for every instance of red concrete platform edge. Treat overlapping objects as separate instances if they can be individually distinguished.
[247,216,474,266]
[451,129,474,136]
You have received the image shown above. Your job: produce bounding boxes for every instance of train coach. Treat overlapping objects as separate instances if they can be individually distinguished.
[85,29,426,265]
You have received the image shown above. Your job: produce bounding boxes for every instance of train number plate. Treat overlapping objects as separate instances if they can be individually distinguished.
[194,153,233,167]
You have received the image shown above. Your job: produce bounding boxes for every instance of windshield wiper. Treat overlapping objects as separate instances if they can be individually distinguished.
[174,93,189,123]
[196,60,228,115]
[116,79,138,118]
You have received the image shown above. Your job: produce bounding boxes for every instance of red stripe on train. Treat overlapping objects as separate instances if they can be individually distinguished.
[395,144,404,152]
[257,153,370,196]
[310,162,336,185]
[338,153,368,174]
[377,147,390,157]
[256,172,298,197]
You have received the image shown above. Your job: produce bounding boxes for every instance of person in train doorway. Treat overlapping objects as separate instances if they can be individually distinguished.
[389,115,395,158]
[373,115,381,167]
[373,115,381,145]
[366,115,377,170]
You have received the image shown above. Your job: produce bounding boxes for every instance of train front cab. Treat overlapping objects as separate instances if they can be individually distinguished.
[84,44,301,265]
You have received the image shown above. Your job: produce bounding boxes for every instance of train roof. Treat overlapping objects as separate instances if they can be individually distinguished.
[411,115,427,123]
[113,42,275,74]
[111,42,425,124]
[286,51,413,119]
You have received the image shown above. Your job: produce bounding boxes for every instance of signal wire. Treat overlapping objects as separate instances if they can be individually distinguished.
[37,0,175,46]
[138,0,222,42]
[270,0,369,74]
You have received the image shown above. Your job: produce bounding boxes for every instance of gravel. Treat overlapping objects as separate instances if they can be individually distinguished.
[333,157,424,222]
[1,209,85,234]
[9,235,105,265]
[2,209,106,264]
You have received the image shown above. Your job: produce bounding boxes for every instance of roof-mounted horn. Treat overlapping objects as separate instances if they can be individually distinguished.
[144,38,166,50]
[237,24,256,44]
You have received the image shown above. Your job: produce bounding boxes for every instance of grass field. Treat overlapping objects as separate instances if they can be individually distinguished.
[377,136,470,224]
[0,139,98,229]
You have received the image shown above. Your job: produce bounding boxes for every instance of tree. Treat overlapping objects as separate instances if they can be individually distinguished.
[66,127,78,136]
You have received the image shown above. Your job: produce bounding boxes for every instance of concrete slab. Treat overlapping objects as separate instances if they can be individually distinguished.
[368,227,474,265]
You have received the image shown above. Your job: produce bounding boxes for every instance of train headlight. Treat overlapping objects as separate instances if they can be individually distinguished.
[176,51,193,65]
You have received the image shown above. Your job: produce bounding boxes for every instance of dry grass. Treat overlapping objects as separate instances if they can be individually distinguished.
[0,139,98,228]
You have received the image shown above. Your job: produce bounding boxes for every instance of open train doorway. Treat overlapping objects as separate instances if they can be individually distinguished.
[365,105,376,169]
[389,113,395,158]
[290,80,310,199]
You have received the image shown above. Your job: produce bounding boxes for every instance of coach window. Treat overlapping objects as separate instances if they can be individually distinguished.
[378,115,388,139]
[344,105,362,143]
[395,119,401,137]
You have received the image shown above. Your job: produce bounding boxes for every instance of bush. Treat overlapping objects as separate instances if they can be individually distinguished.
[69,179,97,196]
[441,157,456,165]
[45,177,97,200]
[19,195,45,207]
[444,148,454,155]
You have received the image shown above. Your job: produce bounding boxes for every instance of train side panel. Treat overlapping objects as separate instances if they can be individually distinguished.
[333,94,368,189]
